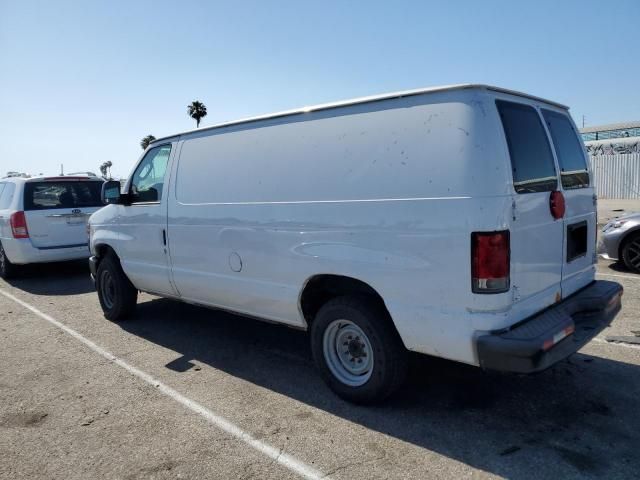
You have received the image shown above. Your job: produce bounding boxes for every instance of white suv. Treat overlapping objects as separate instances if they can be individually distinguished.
[0,175,105,278]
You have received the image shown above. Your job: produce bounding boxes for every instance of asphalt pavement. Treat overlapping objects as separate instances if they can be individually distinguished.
[1,259,639,480]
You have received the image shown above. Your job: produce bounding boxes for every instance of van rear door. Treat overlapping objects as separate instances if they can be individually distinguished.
[541,109,595,297]
[496,100,563,316]
[23,178,103,249]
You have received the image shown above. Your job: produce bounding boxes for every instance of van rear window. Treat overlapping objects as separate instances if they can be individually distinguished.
[496,100,558,194]
[542,109,590,189]
[24,181,103,211]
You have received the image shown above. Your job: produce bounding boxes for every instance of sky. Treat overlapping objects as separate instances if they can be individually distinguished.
[1,0,638,178]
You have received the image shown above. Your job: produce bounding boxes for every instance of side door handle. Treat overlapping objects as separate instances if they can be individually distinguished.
[162,229,167,246]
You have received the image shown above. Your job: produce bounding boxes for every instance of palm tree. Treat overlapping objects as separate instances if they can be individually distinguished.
[105,161,113,179]
[99,163,107,178]
[141,135,156,150]
[188,100,207,128]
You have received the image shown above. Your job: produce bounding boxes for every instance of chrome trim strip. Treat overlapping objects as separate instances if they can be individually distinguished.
[36,243,89,250]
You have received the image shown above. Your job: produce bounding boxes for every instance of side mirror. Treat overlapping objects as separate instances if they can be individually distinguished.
[101,180,122,205]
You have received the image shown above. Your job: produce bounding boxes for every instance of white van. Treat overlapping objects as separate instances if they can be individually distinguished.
[88,85,622,403]
[0,175,104,278]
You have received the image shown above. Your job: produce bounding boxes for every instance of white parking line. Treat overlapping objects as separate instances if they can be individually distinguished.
[597,272,640,281]
[0,288,326,480]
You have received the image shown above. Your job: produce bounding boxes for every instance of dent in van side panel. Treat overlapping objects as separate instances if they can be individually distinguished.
[92,210,174,294]
[119,211,174,294]
[168,195,514,365]
[89,205,126,253]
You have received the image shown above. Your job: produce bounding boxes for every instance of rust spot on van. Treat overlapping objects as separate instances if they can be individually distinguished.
[555,292,562,303]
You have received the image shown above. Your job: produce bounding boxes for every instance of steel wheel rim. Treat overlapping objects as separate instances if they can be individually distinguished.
[322,319,374,387]
[626,239,640,269]
[99,270,116,309]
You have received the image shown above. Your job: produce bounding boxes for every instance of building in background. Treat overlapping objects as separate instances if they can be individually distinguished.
[580,121,640,155]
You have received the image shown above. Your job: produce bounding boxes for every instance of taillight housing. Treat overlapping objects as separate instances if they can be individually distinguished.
[10,211,29,238]
[549,190,565,220]
[471,230,510,294]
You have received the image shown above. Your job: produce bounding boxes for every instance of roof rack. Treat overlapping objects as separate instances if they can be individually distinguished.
[66,172,99,177]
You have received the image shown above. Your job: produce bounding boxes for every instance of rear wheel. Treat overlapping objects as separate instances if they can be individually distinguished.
[96,253,138,321]
[0,241,18,279]
[310,296,408,404]
[621,232,640,273]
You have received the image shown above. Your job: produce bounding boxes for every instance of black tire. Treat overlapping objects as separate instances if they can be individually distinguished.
[96,252,138,321]
[310,296,408,404]
[621,232,640,273]
[0,241,18,279]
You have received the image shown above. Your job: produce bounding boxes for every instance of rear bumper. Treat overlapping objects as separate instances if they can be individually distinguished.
[476,280,623,373]
[1,237,90,265]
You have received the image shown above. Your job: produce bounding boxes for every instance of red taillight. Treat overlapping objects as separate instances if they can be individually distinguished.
[471,231,510,293]
[10,211,29,238]
[550,190,565,220]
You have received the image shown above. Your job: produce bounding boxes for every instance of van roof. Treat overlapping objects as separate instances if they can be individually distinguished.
[151,84,569,145]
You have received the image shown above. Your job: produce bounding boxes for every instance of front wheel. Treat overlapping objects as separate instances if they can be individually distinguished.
[310,296,408,404]
[622,232,640,273]
[0,241,18,279]
[96,253,138,321]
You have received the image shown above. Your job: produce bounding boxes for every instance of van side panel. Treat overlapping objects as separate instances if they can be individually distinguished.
[167,90,513,365]
[174,96,510,203]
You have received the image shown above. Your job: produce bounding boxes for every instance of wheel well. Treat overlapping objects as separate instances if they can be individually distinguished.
[95,244,117,262]
[300,274,388,326]
[618,228,640,260]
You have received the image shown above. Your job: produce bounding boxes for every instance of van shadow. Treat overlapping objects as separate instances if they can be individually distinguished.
[6,260,94,295]
[122,297,640,479]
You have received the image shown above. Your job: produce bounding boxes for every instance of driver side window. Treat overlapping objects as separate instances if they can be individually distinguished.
[130,145,171,203]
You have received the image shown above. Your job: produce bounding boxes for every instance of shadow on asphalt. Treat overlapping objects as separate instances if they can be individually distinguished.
[5,260,94,295]
[116,296,640,479]
[5,264,637,477]
[605,260,639,275]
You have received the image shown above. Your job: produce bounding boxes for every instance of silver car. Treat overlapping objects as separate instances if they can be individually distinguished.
[599,212,640,273]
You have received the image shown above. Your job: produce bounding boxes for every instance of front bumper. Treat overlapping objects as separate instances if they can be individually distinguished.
[598,227,626,260]
[89,255,98,283]
[476,280,623,373]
